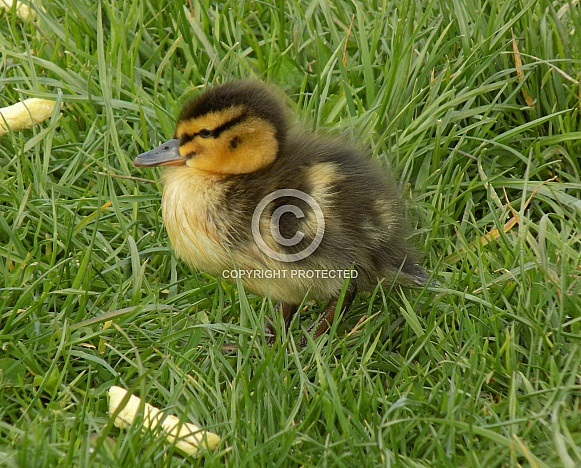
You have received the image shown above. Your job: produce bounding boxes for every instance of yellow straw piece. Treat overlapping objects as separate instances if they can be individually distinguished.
[108,386,221,457]
[0,0,37,21]
[0,98,58,136]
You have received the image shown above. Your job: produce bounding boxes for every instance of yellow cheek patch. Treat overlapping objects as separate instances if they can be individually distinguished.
[184,117,279,175]
[217,117,278,173]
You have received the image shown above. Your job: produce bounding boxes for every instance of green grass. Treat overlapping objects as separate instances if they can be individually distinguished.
[1,0,580,465]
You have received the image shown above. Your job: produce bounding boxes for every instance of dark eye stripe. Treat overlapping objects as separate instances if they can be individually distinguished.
[213,112,248,137]
[179,133,195,146]
[178,111,248,145]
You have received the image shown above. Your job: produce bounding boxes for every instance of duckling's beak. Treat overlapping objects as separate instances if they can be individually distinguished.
[133,139,186,167]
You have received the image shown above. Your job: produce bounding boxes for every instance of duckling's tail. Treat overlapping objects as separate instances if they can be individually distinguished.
[403,263,437,287]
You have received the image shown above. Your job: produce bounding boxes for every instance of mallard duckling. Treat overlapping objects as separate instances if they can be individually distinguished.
[134,80,428,345]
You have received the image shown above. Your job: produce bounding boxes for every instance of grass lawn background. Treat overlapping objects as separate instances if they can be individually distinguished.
[1,0,580,465]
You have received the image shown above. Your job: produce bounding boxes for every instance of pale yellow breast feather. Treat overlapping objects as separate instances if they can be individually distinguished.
[161,168,231,273]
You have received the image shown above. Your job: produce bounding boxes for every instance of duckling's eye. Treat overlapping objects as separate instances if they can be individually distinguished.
[199,129,214,139]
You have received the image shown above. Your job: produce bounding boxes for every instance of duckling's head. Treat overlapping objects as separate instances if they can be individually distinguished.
[133,81,288,175]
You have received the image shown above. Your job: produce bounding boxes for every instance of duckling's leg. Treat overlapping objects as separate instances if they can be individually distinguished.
[264,303,298,343]
[301,287,357,346]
